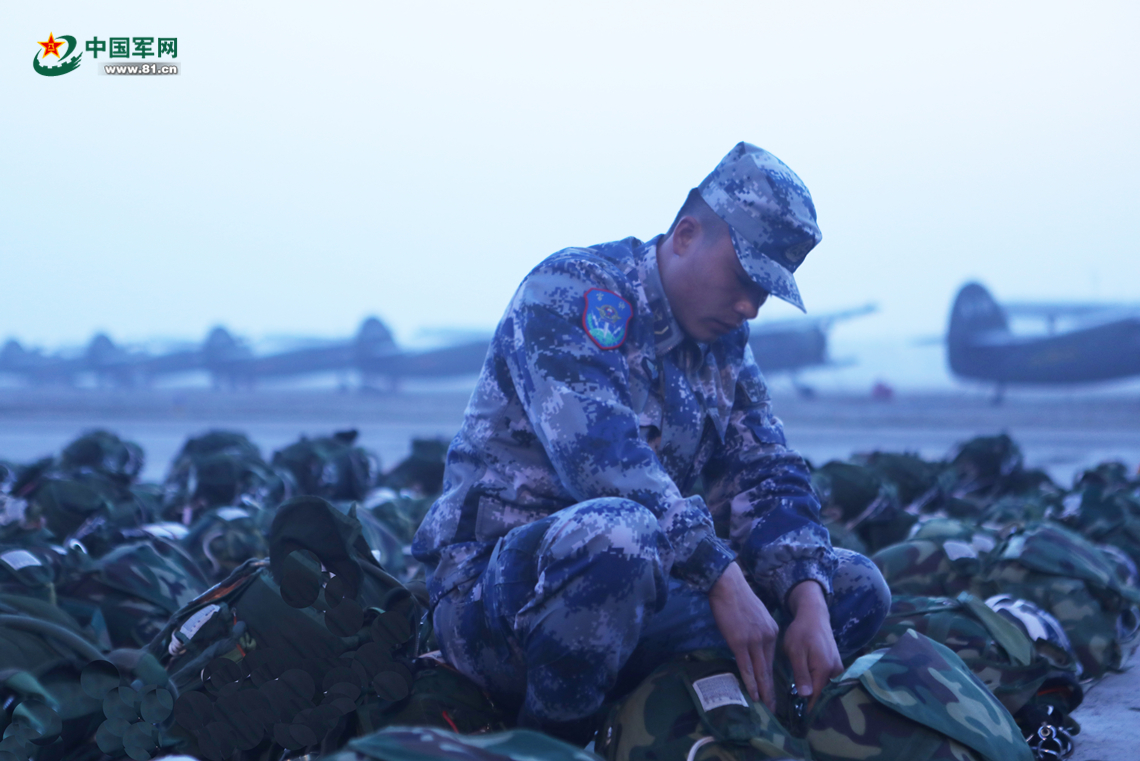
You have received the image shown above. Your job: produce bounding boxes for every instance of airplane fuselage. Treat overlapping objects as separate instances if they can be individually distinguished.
[947,282,1140,385]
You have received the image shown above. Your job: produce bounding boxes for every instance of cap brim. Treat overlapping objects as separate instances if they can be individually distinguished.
[729,227,805,312]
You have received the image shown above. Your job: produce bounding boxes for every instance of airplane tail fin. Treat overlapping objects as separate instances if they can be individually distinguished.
[949,282,1008,338]
[355,317,397,352]
[1,340,27,366]
[948,282,1007,376]
[204,326,249,363]
[85,333,118,364]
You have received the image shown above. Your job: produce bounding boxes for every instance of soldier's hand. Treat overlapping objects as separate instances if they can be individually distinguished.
[784,580,843,711]
[708,562,779,710]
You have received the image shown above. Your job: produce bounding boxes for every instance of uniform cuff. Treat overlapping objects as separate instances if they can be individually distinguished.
[772,560,834,610]
[673,535,736,593]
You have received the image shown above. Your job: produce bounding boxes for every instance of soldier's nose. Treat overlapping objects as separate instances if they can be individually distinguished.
[736,296,761,321]
[736,287,769,320]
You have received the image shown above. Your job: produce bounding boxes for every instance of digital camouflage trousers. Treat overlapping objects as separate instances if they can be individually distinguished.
[433,498,890,742]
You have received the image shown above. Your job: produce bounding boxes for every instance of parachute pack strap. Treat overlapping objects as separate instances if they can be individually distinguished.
[956,592,1034,666]
[0,615,104,664]
[145,560,263,657]
[924,610,956,648]
[882,600,962,622]
[358,557,409,594]
[685,736,714,761]
[180,559,266,611]
[844,486,892,531]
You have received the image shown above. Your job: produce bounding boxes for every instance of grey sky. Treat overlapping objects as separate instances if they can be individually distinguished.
[3,1,1138,354]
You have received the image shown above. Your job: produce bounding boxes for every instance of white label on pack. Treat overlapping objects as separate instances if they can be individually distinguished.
[215,507,251,522]
[1001,535,1027,560]
[143,522,190,541]
[970,534,996,554]
[1,550,42,571]
[691,673,749,711]
[178,604,221,641]
[1061,494,1083,519]
[942,540,978,562]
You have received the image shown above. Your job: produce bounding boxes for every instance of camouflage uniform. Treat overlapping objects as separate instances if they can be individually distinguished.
[412,144,889,739]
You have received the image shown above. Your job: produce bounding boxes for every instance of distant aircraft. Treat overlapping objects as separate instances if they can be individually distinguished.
[0,306,875,393]
[0,333,155,387]
[0,340,84,386]
[0,318,490,391]
[184,318,489,389]
[749,304,877,396]
[947,282,1140,401]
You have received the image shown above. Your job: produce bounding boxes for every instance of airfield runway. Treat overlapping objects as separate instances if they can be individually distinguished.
[0,385,1137,757]
[2,386,1140,485]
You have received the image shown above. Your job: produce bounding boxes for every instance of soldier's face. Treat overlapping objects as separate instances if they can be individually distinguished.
[660,220,769,342]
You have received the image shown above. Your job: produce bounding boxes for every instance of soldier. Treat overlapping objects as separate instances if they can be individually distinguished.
[411,143,890,744]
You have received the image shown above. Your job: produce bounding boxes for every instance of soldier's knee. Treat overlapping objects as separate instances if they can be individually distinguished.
[543,498,661,558]
[834,548,891,605]
[571,497,656,527]
[529,499,667,611]
[831,548,891,655]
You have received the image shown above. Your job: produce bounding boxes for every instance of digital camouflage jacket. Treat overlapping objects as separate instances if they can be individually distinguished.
[412,236,835,606]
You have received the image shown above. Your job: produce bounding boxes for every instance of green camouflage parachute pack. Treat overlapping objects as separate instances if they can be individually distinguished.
[27,476,122,545]
[57,537,209,649]
[596,652,810,761]
[810,461,915,554]
[181,505,271,583]
[9,431,155,543]
[378,654,507,736]
[324,725,605,761]
[871,529,995,600]
[852,452,944,507]
[857,593,1080,719]
[975,521,1140,678]
[59,430,145,484]
[1059,480,1140,569]
[381,438,448,497]
[271,430,381,503]
[0,596,180,761]
[597,631,1033,761]
[162,430,294,524]
[0,545,61,604]
[947,434,1024,498]
[798,630,1031,761]
[150,496,423,760]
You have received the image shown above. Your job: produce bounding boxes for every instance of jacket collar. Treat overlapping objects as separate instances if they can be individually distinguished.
[637,236,685,356]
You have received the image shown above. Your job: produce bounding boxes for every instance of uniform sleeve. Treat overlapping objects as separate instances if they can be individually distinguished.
[702,344,837,606]
[502,256,735,592]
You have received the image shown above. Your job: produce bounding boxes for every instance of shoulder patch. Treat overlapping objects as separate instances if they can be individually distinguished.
[582,288,632,350]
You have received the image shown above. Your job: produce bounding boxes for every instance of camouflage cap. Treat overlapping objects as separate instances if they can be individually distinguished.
[698,142,821,312]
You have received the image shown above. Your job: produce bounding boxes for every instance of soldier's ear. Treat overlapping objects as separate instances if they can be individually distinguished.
[671,216,702,258]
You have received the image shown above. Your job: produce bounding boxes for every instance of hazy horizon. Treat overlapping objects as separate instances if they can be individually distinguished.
[4,2,1138,363]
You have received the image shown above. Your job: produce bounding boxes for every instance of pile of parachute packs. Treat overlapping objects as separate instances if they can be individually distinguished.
[0,428,1136,761]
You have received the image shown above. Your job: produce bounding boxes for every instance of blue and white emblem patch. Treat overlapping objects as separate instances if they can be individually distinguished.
[582,288,632,350]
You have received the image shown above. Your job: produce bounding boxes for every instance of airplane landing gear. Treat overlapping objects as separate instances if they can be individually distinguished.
[991,382,1006,406]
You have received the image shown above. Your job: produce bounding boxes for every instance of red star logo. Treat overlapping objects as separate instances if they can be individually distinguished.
[38,33,66,59]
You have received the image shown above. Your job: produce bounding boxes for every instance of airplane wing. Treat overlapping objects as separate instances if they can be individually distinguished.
[960,330,1047,348]
[1003,301,1140,319]
[392,339,490,377]
[749,303,877,334]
